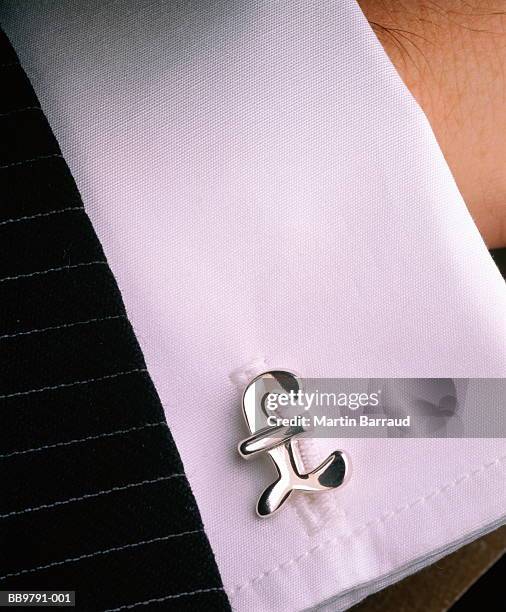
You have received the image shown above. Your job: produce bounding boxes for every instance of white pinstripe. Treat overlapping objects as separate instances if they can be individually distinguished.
[105,588,225,611]
[0,105,41,118]
[0,153,63,169]
[0,206,83,227]
[0,421,167,459]
[0,314,126,340]
[0,260,107,283]
[0,529,203,581]
[0,368,148,400]
[0,474,185,519]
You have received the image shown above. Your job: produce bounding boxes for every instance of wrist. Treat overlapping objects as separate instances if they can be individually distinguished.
[358,0,506,248]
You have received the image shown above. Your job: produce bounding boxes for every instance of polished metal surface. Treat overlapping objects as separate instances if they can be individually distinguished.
[239,370,350,517]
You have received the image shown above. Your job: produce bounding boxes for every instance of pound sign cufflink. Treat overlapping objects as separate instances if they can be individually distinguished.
[238,370,350,517]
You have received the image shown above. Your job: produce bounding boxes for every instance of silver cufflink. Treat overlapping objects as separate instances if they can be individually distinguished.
[238,370,350,517]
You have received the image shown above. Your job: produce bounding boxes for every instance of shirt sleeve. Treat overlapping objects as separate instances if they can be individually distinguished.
[2,1,505,610]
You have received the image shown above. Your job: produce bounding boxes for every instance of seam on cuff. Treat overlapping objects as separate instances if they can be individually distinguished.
[230,451,506,598]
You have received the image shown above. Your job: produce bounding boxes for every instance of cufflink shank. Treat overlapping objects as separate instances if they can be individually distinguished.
[239,370,350,517]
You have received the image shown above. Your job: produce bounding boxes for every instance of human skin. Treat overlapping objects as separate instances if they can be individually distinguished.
[358,0,506,248]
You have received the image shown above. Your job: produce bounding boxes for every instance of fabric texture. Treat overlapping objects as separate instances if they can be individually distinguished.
[2,1,505,611]
[0,28,230,612]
